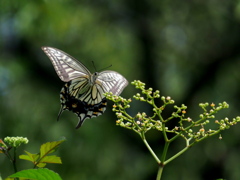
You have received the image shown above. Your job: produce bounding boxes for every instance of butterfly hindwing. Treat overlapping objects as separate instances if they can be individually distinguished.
[97,70,128,96]
[58,82,107,128]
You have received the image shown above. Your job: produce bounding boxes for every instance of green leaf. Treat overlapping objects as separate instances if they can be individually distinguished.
[19,151,40,163]
[35,155,62,167]
[8,168,62,180]
[41,155,62,164]
[19,139,65,167]
[36,162,47,168]
[40,140,65,158]
[19,151,47,167]
[36,140,65,167]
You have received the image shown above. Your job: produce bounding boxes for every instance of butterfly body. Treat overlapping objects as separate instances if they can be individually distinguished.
[42,47,128,128]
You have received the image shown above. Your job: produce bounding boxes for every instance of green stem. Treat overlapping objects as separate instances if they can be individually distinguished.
[141,134,160,164]
[161,141,169,162]
[12,147,20,180]
[165,129,222,165]
[164,145,190,165]
[156,164,164,180]
[161,123,168,142]
[4,151,13,162]
[13,147,18,173]
[4,147,18,174]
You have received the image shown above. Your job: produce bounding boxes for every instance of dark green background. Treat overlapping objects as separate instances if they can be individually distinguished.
[1,0,240,179]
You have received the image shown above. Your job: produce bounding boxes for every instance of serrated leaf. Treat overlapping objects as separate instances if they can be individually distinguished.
[40,140,65,158]
[41,155,62,164]
[8,168,62,180]
[19,151,46,167]
[19,154,33,161]
[19,151,40,163]
[35,155,61,167]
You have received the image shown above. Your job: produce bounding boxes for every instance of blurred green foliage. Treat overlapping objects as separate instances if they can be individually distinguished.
[1,0,240,179]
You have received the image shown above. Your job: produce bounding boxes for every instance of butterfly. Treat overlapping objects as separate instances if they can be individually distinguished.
[42,47,128,129]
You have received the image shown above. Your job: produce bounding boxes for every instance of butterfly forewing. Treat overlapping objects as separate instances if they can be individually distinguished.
[42,46,128,128]
[42,47,91,82]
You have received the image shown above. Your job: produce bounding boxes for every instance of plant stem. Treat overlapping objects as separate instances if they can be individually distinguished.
[156,164,164,180]
[161,141,169,162]
[13,147,18,173]
[164,145,189,165]
[141,134,160,163]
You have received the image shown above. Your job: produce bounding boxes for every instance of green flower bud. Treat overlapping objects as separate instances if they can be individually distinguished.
[4,136,29,148]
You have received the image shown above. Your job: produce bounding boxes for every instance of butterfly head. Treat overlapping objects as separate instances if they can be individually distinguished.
[90,72,99,85]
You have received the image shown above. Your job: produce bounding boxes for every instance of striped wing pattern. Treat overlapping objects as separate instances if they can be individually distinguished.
[42,47,91,82]
[98,71,129,96]
[68,77,106,104]
[59,82,107,129]
[42,47,128,128]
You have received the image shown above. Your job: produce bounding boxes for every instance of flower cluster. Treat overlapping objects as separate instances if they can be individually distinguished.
[105,80,240,143]
[4,136,29,148]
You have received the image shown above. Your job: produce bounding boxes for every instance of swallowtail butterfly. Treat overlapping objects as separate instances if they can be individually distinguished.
[42,47,128,128]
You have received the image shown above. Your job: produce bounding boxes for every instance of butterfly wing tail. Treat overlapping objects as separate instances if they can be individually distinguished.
[57,105,65,121]
[75,98,107,129]
[75,115,89,129]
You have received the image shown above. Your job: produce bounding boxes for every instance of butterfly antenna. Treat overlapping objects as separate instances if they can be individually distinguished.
[91,61,97,72]
[98,64,112,72]
[91,61,112,72]
[57,106,64,121]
